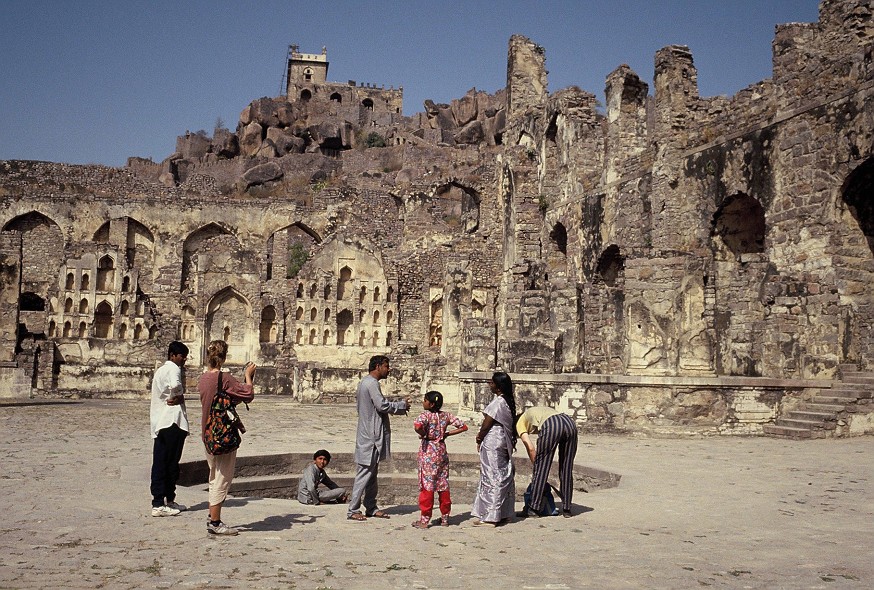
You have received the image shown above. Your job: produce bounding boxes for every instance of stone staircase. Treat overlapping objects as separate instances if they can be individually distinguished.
[763,364,874,439]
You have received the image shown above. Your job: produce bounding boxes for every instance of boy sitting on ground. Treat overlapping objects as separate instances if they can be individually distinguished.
[297,449,348,505]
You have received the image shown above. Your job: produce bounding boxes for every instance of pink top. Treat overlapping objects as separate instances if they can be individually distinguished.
[197,370,254,443]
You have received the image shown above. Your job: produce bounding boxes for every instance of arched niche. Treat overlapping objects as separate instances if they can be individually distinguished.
[711,193,766,259]
[96,255,115,292]
[182,223,240,293]
[596,245,625,288]
[2,211,64,286]
[842,157,874,256]
[205,287,252,362]
[433,182,481,233]
[94,300,113,338]
[265,222,320,280]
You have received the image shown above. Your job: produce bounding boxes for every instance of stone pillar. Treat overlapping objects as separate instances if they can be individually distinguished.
[605,65,648,185]
[506,35,548,122]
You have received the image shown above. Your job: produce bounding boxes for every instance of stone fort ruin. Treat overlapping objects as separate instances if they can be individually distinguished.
[1,0,872,437]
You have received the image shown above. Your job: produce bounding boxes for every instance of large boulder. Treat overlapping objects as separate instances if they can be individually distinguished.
[212,128,239,159]
[266,127,304,156]
[241,161,283,188]
[239,122,264,157]
[453,120,484,144]
[452,90,479,126]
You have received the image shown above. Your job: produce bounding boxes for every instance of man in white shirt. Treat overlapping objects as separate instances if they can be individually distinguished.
[149,341,189,516]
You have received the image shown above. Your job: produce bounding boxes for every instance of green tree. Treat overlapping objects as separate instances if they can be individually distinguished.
[287,243,309,278]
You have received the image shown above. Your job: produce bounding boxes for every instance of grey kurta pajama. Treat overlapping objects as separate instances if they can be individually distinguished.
[471,396,516,523]
[347,374,407,517]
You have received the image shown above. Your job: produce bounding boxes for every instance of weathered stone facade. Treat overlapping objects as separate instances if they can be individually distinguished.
[1,2,872,436]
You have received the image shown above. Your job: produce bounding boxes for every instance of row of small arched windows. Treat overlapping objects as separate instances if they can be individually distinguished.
[294,306,393,324]
[295,328,393,347]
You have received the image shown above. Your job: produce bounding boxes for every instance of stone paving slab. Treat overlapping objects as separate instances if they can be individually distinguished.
[1,397,872,589]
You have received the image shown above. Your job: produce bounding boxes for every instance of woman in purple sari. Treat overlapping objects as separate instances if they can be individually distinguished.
[471,372,517,526]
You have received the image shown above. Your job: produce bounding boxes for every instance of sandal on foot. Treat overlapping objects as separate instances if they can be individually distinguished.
[369,510,390,519]
[347,513,367,521]
[411,520,429,529]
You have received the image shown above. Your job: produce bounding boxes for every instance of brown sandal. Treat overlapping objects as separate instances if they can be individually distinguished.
[347,513,367,521]
[369,510,390,519]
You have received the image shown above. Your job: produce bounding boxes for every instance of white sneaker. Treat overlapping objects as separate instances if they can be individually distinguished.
[166,501,187,512]
[151,505,181,517]
[207,521,239,536]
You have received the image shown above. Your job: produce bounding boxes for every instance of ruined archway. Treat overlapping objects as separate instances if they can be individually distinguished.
[205,288,253,363]
[2,211,64,287]
[265,222,320,280]
[842,157,874,256]
[711,193,766,259]
[182,223,240,293]
[94,301,113,338]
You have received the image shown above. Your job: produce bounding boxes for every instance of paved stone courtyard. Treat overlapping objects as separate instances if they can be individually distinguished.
[1,397,871,589]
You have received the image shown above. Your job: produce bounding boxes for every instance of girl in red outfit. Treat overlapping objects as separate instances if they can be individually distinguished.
[412,390,468,528]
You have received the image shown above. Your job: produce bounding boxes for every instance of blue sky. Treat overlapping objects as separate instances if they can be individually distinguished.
[0,1,820,167]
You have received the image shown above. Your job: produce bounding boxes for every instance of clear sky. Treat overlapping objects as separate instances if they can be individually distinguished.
[0,0,821,168]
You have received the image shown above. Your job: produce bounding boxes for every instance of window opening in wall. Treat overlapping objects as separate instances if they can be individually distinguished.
[63,321,71,337]
[359,286,366,303]
[19,292,45,311]
[359,309,366,322]
[65,273,74,290]
[309,329,316,344]
[324,308,330,321]
[387,310,393,322]
[330,92,342,103]
[78,321,87,338]
[323,284,331,300]
[309,283,317,298]
[386,331,393,346]
[596,245,625,287]
[48,320,56,337]
[323,329,330,344]
[359,331,366,346]
[429,298,443,347]
[301,89,312,101]
[337,266,352,299]
[94,301,113,338]
[223,326,230,342]
[373,310,380,324]
[297,283,304,298]
[310,307,317,321]
[711,193,766,259]
[134,324,143,340]
[372,331,380,346]
[260,306,277,343]
[122,276,130,292]
[373,286,380,302]
[118,323,127,339]
[472,299,484,318]
[841,157,874,255]
[336,309,353,345]
[79,299,89,314]
[149,325,157,339]
[296,328,302,344]
[120,300,129,315]
[81,273,90,291]
[387,286,394,302]
[296,306,304,320]
[96,255,115,292]
[362,98,374,110]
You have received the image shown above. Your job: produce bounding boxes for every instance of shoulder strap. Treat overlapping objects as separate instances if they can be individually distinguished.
[217,371,223,395]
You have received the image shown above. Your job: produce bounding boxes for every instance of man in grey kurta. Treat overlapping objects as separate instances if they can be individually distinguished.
[347,355,409,520]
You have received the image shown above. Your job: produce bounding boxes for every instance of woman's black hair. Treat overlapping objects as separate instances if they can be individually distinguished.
[313,449,331,462]
[491,372,518,445]
[424,390,443,412]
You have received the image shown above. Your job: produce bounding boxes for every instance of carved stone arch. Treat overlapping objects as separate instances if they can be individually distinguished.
[96,254,115,292]
[336,309,354,345]
[711,193,766,260]
[842,156,874,256]
[94,300,113,338]
[300,89,312,102]
[2,211,65,287]
[434,181,481,233]
[546,221,569,279]
[126,218,155,269]
[330,92,342,103]
[595,245,625,288]
[362,98,374,110]
[260,305,277,343]
[205,287,253,363]
[265,222,320,281]
[182,223,240,292]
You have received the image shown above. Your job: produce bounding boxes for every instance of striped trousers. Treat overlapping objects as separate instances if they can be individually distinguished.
[529,413,578,513]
